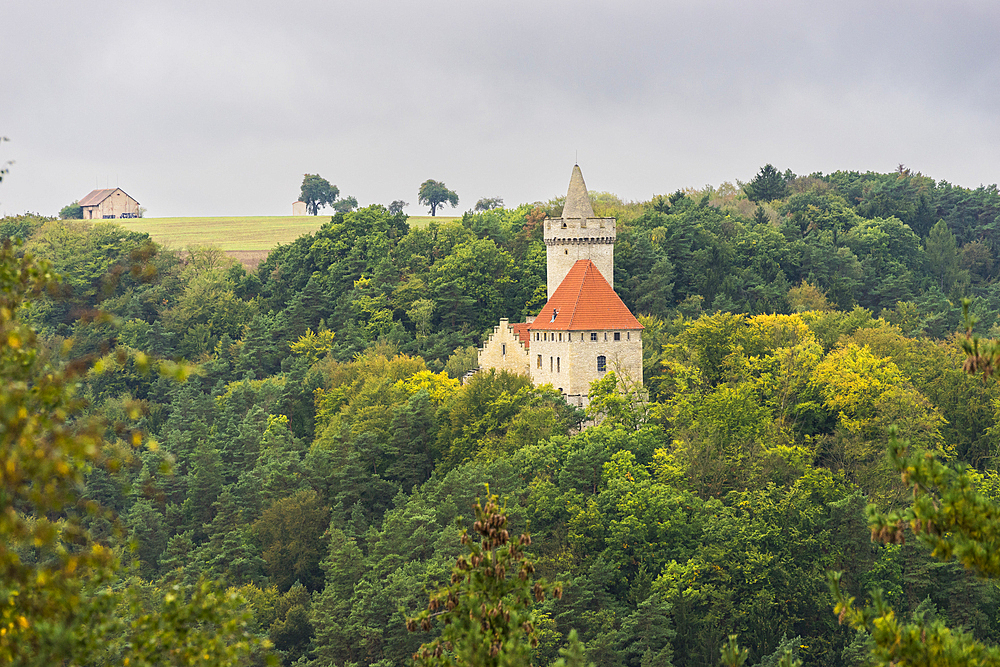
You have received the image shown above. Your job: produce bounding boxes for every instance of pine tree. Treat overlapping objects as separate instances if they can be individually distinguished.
[183,438,224,541]
[744,165,790,203]
[310,528,366,666]
[406,491,562,667]
[203,489,266,586]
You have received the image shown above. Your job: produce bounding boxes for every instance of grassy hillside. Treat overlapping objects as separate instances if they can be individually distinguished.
[117,214,461,268]
[122,215,462,249]
[117,216,328,252]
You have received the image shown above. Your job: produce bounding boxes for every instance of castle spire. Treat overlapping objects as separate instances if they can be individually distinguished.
[562,164,595,219]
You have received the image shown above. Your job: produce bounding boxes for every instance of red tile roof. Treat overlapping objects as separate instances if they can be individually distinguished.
[509,322,531,350]
[527,260,643,331]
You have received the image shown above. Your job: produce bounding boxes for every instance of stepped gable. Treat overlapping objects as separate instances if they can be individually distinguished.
[527,259,642,331]
[562,164,595,219]
[509,322,531,349]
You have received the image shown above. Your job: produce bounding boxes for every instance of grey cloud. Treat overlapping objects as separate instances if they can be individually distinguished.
[1,0,998,217]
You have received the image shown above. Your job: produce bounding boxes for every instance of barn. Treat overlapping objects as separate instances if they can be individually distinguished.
[79,188,141,219]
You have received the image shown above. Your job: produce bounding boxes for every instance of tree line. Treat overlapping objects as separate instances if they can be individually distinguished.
[5,163,1000,666]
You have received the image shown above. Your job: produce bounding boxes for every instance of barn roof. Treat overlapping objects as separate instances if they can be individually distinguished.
[79,188,138,206]
[527,260,642,331]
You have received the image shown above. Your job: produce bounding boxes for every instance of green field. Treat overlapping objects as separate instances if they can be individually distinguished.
[118,215,461,251]
[117,216,326,252]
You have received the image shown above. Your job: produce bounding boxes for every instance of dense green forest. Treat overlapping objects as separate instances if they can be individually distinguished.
[6,166,1000,666]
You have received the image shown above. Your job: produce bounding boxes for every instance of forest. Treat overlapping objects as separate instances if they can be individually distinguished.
[6,165,1000,666]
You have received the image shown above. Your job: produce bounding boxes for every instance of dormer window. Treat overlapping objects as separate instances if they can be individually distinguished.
[550,308,558,322]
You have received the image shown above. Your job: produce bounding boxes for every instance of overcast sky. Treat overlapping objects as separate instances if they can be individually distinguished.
[2,0,998,218]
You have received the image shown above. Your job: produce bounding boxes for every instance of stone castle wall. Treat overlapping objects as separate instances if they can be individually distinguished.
[528,329,642,405]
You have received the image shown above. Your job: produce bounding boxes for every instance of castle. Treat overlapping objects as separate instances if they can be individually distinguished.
[477,165,643,407]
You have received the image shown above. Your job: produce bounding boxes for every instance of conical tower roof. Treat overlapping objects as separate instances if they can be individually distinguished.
[562,164,595,219]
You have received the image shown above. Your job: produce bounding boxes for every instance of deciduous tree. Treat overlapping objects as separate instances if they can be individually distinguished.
[0,238,267,665]
[419,179,459,216]
[476,196,504,212]
[299,174,339,215]
[59,200,83,218]
[332,195,359,213]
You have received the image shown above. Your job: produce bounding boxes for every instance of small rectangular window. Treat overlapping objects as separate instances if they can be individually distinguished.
[559,333,563,342]
[627,332,630,340]
[597,355,606,373]
[502,343,506,356]
[537,354,542,368]
[550,357,553,371]
[604,332,608,341]
[590,332,597,342]
[614,332,621,341]
[557,357,560,372]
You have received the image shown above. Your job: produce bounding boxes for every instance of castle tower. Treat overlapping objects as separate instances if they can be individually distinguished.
[544,165,616,298]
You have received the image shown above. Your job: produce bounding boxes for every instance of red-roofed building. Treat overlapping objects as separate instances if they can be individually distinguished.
[477,166,643,407]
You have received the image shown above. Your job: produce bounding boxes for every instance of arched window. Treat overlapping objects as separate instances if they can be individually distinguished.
[597,355,606,373]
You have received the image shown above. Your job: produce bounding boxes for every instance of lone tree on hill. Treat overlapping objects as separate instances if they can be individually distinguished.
[418,179,459,216]
[300,173,339,215]
[743,163,790,203]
